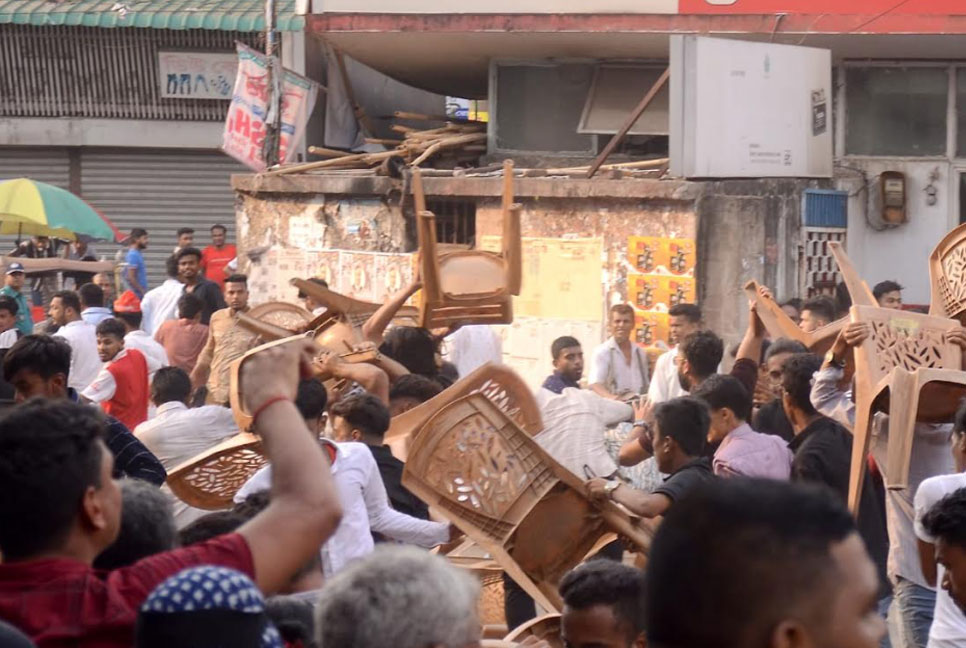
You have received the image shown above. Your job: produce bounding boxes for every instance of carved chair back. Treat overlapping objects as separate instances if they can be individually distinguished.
[403,393,651,611]
[851,305,962,389]
[166,433,266,510]
[385,363,542,459]
[930,223,966,323]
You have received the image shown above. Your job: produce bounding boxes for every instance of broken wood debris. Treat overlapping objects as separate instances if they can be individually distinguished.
[266,121,488,176]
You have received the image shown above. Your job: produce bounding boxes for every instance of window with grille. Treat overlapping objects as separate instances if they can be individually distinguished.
[425,198,476,246]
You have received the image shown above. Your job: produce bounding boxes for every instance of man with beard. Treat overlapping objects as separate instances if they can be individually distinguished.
[590,303,649,401]
[123,229,149,298]
[176,247,225,326]
[190,274,253,406]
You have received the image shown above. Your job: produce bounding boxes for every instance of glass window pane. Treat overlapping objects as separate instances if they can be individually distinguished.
[496,64,594,153]
[846,67,947,156]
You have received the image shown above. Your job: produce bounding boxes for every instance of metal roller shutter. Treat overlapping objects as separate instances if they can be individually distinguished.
[80,149,246,290]
[0,148,70,187]
[0,147,72,252]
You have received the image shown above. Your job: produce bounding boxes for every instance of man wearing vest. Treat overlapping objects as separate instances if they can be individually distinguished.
[82,317,161,431]
[589,303,649,401]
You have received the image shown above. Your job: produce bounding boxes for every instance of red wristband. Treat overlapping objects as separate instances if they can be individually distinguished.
[251,396,290,424]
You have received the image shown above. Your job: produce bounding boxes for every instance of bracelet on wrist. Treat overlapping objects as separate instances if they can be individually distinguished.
[251,395,290,424]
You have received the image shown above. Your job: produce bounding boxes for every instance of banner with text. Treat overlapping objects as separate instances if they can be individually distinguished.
[222,43,320,172]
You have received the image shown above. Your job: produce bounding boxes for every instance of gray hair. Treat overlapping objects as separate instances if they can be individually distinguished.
[314,545,481,648]
[93,478,176,570]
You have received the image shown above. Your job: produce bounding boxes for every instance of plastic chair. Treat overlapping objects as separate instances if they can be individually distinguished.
[413,161,522,329]
[166,433,265,510]
[847,305,966,514]
[743,280,845,355]
[503,614,562,648]
[385,362,542,460]
[402,393,654,612]
[930,223,966,324]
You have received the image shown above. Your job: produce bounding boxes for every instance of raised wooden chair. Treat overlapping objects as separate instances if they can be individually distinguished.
[930,223,966,324]
[744,280,845,355]
[847,305,966,514]
[402,393,655,613]
[385,362,542,460]
[413,161,522,329]
[503,614,563,648]
[291,278,419,347]
[166,433,265,510]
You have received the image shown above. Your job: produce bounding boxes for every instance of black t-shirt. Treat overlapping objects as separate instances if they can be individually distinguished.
[367,444,430,520]
[753,398,795,443]
[789,416,891,597]
[654,457,716,504]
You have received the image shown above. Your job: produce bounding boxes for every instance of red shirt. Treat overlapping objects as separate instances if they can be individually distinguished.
[0,533,254,647]
[201,244,236,289]
[103,349,149,432]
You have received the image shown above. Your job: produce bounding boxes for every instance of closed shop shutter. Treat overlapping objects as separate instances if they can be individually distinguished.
[80,149,246,290]
[0,148,71,187]
[0,147,72,254]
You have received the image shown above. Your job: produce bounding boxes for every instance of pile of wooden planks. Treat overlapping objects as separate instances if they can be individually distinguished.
[266,112,486,176]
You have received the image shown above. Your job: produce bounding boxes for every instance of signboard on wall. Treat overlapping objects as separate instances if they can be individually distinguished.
[158,51,237,100]
[222,43,320,172]
[669,35,832,178]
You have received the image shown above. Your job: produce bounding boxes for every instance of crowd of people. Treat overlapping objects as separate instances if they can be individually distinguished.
[5,223,966,648]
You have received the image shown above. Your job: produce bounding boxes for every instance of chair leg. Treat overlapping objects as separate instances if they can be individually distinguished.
[848,402,875,516]
[504,204,522,296]
[884,369,919,491]
[416,210,443,327]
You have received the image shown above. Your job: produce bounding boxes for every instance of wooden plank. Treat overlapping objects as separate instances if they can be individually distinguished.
[585,67,669,179]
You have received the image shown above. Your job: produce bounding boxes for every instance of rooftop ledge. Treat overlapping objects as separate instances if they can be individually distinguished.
[231,172,702,201]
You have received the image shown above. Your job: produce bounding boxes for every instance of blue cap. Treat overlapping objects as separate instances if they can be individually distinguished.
[5,262,24,275]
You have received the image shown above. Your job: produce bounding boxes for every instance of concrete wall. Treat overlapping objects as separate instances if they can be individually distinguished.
[232,172,809,387]
[836,158,955,306]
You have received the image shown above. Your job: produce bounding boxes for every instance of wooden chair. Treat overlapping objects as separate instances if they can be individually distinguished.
[503,614,563,648]
[744,280,845,355]
[228,335,312,431]
[291,278,419,346]
[847,305,966,514]
[385,362,542,460]
[930,223,966,324]
[402,393,654,613]
[413,160,522,329]
[166,433,265,510]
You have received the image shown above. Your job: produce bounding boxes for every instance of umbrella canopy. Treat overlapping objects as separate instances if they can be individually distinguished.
[0,178,122,242]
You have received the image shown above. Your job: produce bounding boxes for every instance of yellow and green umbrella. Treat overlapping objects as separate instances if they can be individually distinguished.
[0,178,122,242]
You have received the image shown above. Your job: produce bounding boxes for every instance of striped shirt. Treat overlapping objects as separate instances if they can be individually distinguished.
[69,389,166,486]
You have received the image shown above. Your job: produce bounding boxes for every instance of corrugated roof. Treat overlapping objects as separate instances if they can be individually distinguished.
[0,0,304,31]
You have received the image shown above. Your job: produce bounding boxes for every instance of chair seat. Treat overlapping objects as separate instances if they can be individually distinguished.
[438,252,508,297]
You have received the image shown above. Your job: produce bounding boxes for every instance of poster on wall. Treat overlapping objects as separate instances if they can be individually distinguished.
[628,235,697,351]
[628,273,696,312]
[627,236,696,276]
[481,236,603,321]
[222,43,320,172]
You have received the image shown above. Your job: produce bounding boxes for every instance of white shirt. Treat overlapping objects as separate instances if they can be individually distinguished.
[135,401,239,528]
[81,307,113,326]
[235,441,449,576]
[141,279,184,335]
[534,386,632,479]
[915,472,966,647]
[54,319,101,392]
[124,330,169,374]
[590,337,649,396]
[0,329,17,349]
[81,348,163,403]
[445,325,503,378]
[647,347,688,403]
